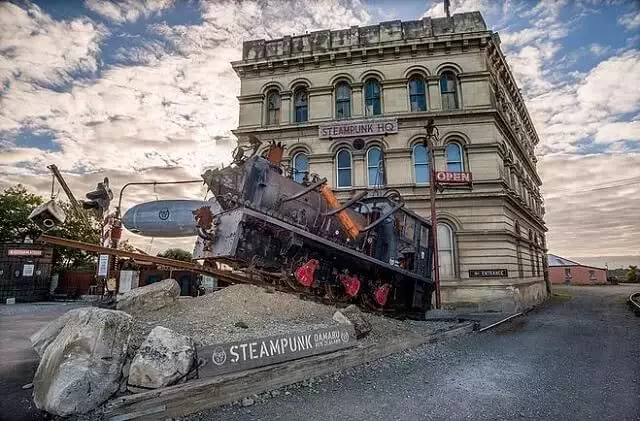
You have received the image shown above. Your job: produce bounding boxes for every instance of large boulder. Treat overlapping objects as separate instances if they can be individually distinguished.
[333,305,372,339]
[32,308,133,416]
[116,278,180,314]
[127,326,195,391]
[30,310,78,357]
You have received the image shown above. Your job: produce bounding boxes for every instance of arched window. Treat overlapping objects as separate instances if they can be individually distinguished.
[336,149,352,188]
[294,89,308,123]
[291,152,308,183]
[366,146,385,187]
[437,222,455,279]
[440,71,458,110]
[408,77,427,112]
[266,90,281,125]
[364,78,381,116]
[412,144,430,184]
[335,82,351,119]
[446,142,464,172]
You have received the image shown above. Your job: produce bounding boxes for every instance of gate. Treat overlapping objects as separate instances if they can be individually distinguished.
[0,243,53,302]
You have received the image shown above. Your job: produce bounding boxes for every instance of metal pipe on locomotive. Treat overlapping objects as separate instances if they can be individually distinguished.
[187,139,436,318]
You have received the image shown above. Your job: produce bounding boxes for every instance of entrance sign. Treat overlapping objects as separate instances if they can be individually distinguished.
[469,269,508,278]
[318,118,398,139]
[97,254,109,277]
[198,325,356,378]
[8,249,43,257]
[435,171,473,185]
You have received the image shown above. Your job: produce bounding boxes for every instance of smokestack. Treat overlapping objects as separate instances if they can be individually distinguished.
[266,141,285,165]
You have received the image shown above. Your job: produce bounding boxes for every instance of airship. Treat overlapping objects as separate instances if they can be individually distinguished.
[122,199,222,237]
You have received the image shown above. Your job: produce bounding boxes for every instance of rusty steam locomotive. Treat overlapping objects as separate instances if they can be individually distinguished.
[188,141,436,317]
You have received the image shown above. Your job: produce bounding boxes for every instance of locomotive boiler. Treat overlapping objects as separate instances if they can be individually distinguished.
[186,142,436,317]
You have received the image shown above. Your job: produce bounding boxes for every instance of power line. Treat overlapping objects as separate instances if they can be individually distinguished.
[543,177,640,197]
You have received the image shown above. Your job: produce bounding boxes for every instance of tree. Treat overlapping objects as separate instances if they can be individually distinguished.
[118,239,137,253]
[0,185,44,242]
[625,265,638,283]
[158,248,193,262]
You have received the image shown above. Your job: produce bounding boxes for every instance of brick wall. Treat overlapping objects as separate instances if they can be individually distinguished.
[549,265,607,285]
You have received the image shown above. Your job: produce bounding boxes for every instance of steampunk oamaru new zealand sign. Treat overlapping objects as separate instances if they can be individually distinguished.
[198,325,356,378]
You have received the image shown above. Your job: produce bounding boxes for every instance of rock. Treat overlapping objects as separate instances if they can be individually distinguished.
[341,305,372,339]
[116,279,181,314]
[234,321,249,329]
[21,383,33,390]
[32,308,133,416]
[241,397,254,407]
[332,310,352,326]
[128,326,195,391]
[30,310,78,357]
[284,391,291,396]
[270,390,280,397]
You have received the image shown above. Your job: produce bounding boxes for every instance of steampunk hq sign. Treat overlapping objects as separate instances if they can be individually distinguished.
[318,118,398,139]
[198,325,356,378]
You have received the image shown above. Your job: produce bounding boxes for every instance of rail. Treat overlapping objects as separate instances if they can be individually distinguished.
[628,292,640,316]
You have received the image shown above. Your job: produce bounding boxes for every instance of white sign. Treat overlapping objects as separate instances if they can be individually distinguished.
[98,255,109,277]
[8,249,43,257]
[318,118,398,139]
[22,264,35,277]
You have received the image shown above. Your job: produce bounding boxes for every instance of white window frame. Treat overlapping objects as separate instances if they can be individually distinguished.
[445,142,464,172]
[291,152,308,183]
[437,222,456,279]
[412,144,430,185]
[366,146,384,187]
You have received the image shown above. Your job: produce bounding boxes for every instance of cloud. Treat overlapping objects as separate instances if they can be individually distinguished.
[618,10,640,30]
[0,2,107,94]
[539,153,640,256]
[84,0,176,24]
[589,43,610,56]
[422,0,498,19]
[595,121,640,143]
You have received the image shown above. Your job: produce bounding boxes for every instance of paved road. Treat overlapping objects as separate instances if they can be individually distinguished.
[191,285,640,421]
[0,302,87,421]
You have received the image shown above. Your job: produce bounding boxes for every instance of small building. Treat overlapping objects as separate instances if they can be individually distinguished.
[547,254,607,285]
[0,242,53,302]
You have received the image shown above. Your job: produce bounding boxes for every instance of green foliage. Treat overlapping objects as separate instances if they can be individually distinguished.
[0,185,44,242]
[625,265,638,283]
[157,248,193,262]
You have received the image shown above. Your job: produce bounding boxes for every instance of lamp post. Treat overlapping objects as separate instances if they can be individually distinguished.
[424,119,442,309]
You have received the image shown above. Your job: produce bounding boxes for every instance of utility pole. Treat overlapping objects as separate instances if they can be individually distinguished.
[444,0,451,18]
[424,119,441,309]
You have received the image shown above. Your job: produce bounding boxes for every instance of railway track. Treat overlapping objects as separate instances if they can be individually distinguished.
[628,292,640,316]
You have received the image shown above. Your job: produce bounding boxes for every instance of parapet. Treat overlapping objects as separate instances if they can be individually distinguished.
[241,12,487,61]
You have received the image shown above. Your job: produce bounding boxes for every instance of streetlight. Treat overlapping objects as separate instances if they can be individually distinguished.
[424,119,441,309]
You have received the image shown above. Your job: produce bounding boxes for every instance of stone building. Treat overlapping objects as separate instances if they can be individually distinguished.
[230,11,548,312]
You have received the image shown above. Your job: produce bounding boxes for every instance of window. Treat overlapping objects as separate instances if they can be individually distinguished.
[446,143,464,172]
[336,149,352,188]
[438,223,455,279]
[335,82,351,119]
[589,270,596,281]
[413,144,430,184]
[366,146,385,187]
[364,78,381,116]
[291,152,308,183]
[564,268,572,283]
[266,90,280,125]
[440,71,458,110]
[294,89,308,123]
[408,77,427,112]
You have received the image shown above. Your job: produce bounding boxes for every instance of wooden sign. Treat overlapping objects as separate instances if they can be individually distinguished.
[8,249,43,257]
[198,325,356,378]
[469,269,508,278]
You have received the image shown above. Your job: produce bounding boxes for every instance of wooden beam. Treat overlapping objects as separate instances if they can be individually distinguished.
[103,322,476,420]
[38,234,248,283]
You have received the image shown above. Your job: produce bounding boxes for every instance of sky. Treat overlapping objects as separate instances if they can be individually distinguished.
[0,0,639,264]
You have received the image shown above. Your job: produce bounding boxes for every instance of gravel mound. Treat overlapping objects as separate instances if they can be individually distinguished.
[127,284,459,356]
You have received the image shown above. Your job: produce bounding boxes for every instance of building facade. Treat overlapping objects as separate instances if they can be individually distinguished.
[547,254,607,285]
[230,11,548,312]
